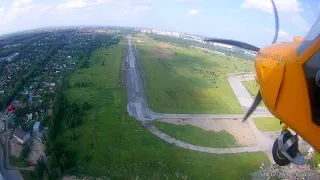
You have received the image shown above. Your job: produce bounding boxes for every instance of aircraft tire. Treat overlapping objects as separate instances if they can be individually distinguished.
[272,132,298,166]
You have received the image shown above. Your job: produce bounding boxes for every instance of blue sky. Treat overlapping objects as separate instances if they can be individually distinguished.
[0,0,319,47]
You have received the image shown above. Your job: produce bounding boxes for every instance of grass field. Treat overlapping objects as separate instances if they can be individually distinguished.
[253,117,283,132]
[9,156,28,167]
[58,38,269,179]
[309,154,320,171]
[242,80,265,106]
[20,171,33,180]
[134,34,254,114]
[153,121,238,148]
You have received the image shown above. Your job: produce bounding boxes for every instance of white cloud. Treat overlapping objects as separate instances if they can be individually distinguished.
[130,0,152,4]
[0,7,4,13]
[12,0,33,8]
[178,0,200,2]
[57,0,114,10]
[264,28,272,33]
[241,0,302,14]
[279,30,289,37]
[120,10,129,16]
[58,0,88,9]
[265,28,291,41]
[188,9,199,15]
[241,0,310,33]
[133,5,151,12]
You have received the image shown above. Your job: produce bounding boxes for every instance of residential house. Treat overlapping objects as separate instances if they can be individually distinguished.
[13,128,30,144]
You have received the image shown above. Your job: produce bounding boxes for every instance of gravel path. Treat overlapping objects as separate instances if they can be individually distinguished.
[142,121,261,154]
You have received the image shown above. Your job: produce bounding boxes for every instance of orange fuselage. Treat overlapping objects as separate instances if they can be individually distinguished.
[255,38,320,152]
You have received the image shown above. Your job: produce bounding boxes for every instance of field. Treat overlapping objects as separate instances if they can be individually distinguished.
[153,121,238,148]
[134,34,254,114]
[242,80,265,106]
[253,117,283,132]
[57,38,269,179]
[20,171,33,180]
[9,156,28,167]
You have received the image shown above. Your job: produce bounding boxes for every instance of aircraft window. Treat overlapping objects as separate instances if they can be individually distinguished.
[297,15,320,56]
[303,50,320,126]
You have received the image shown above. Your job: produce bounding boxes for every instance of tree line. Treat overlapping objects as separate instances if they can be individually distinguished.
[39,35,120,179]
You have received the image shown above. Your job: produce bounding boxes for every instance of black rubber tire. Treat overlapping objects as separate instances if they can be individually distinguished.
[272,132,299,166]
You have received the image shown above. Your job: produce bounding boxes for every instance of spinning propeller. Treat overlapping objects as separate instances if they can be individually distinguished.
[205,0,279,122]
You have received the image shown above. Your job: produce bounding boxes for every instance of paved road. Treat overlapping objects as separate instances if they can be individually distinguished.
[126,36,153,121]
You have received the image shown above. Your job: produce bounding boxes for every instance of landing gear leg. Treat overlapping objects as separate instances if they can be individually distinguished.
[272,130,305,166]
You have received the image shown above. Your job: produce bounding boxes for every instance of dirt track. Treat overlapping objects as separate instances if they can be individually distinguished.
[158,118,257,147]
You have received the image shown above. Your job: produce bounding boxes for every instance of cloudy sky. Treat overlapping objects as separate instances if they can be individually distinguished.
[0,0,318,47]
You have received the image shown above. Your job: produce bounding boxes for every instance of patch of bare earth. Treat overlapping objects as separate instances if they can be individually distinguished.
[28,139,45,165]
[158,118,257,146]
[151,42,175,59]
[10,139,22,157]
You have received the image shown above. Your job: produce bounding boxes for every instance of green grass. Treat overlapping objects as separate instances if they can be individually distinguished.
[153,121,238,148]
[253,117,283,132]
[134,35,254,114]
[58,38,269,179]
[9,156,28,167]
[20,171,34,180]
[242,80,259,97]
[309,154,320,171]
[242,80,265,106]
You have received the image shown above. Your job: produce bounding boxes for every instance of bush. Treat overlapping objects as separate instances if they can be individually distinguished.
[21,144,30,158]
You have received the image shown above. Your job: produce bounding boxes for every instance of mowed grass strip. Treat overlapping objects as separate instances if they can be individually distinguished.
[253,117,283,132]
[242,80,265,106]
[60,38,269,179]
[153,121,239,148]
[135,35,254,114]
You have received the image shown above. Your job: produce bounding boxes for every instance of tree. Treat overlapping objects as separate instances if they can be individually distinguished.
[15,106,29,118]
[34,158,47,179]
[21,144,30,158]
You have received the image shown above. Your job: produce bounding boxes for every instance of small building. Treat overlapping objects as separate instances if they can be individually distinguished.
[13,128,30,144]
[49,83,56,93]
[33,121,41,134]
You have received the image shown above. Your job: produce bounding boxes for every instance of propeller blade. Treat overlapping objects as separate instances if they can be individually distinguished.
[204,39,260,52]
[243,91,262,122]
[271,0,279,44]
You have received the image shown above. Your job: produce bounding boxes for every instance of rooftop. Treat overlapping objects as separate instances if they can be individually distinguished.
[13,128,29,140]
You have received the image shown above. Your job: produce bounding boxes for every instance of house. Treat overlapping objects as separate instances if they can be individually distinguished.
[33,121,41,134]
[49,83,55,93]
[13,128,30,144]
